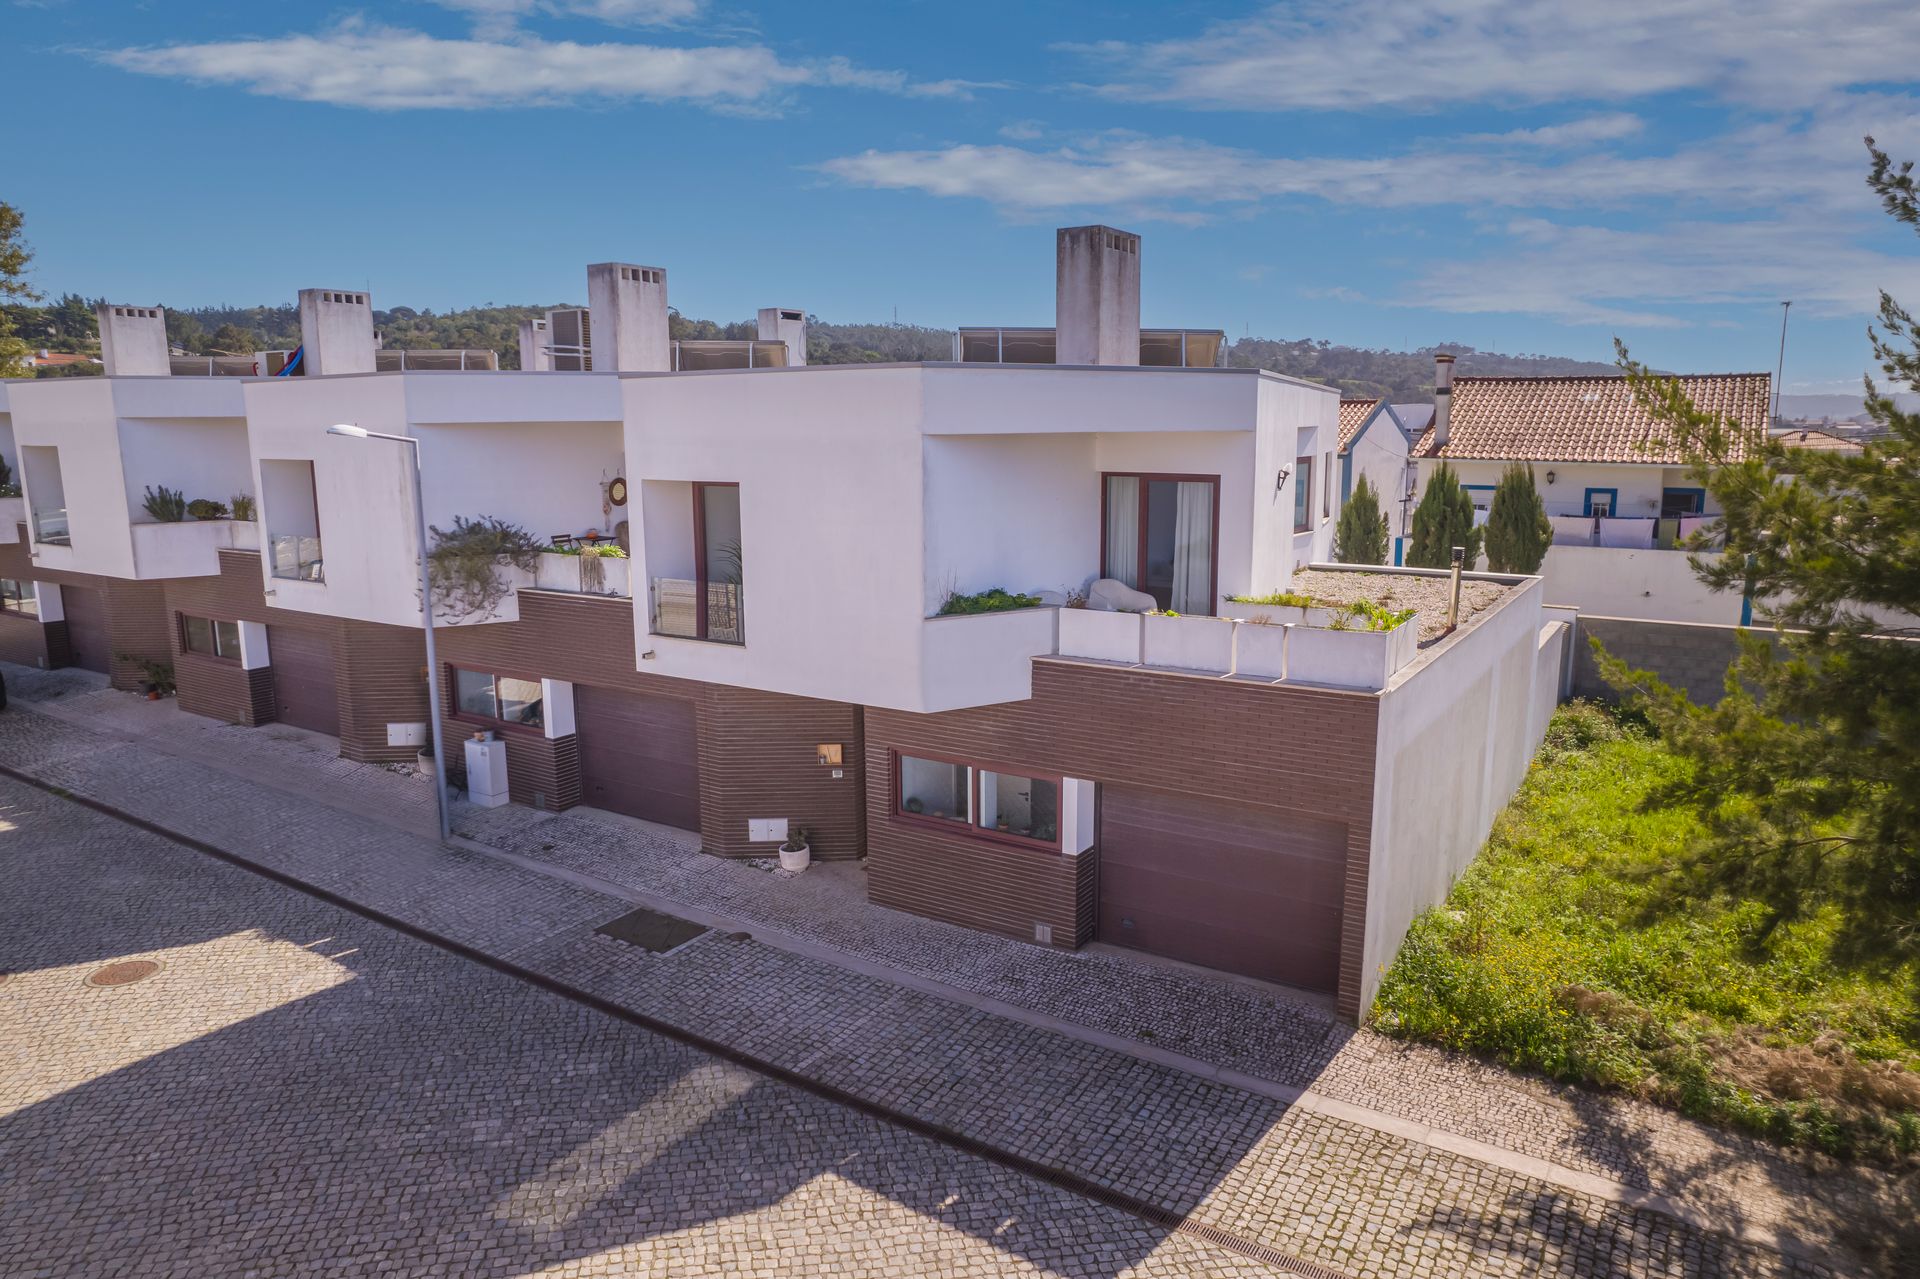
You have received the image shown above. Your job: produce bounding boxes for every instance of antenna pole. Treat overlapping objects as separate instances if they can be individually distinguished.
[1772,301,1792,426]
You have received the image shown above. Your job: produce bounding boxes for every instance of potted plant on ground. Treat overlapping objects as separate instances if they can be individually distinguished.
[778,825,811,872]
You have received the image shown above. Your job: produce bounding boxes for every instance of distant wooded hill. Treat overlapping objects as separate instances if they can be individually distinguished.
[7,296,1620,395]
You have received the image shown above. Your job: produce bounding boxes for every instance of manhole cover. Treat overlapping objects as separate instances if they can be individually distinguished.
[595,907,708,954]
[86,960,161,988]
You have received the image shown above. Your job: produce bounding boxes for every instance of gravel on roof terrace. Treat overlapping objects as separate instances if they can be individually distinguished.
[1284,567,1515,643]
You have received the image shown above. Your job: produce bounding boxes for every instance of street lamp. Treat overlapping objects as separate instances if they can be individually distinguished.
[326,423,451,844]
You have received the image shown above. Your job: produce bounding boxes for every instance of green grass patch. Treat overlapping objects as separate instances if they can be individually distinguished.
[1372,702,1920,1164]
[935,587,1044,616]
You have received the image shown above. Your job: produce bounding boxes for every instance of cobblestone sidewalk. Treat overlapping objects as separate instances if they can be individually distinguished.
[3,668,1910,1276]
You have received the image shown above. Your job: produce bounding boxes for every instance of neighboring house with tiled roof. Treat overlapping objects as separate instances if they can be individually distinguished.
[1391,356,1771,625]
[1337,399,1421,538]
[1409,357,1769,527]
[1775,427,1864,454]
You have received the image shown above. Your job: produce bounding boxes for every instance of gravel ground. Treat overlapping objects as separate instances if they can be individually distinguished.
[1288,568,1514,642]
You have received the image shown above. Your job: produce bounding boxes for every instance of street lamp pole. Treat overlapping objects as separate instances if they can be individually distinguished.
[327,424,451,844]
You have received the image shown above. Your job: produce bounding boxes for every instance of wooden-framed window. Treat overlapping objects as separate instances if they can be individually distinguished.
[1099,472,1219,614]
[180,613,241,661]
[894,750,1063,852]
[0,579,37,618]
[693,481,743,644]
[1293,456,1314,532]
[451,666,544,730]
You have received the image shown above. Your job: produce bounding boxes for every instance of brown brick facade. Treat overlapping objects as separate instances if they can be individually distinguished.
[0,611,56,668]
[430,590,865,859]
[0,540,173,691]
[864,657,1381,1018]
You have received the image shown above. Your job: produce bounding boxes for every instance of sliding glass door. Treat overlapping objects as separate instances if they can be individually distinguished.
[1101,473,1217,614]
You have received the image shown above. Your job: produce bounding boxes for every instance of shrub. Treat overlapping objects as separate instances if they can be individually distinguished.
[186,498,230,520]
[426,515,543,621]
[936,587,1043,616]
[141,484,187,522]
[1334,473,1390,564]
[1406,462,1481,568]
[229,493,256,521]
[1342,599,1416,631]
[1484,462,1552,574]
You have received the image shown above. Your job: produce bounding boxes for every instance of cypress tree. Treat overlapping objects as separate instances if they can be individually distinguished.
[1406,462,1481,568]
[1483,462,1552,573]
[1334,473,1389,564]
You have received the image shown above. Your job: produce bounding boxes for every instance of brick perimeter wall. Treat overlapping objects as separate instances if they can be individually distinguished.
[863,658,1380,1012]
[431,591,864,859]
[1572,615,1782,706]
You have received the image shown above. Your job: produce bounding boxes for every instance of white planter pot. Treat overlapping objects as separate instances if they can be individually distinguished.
[778,843,811,872]
[1058,608,1142,664]
[1232,621,1290,679]
[416,749,435,776]
[1141,613,1235,674]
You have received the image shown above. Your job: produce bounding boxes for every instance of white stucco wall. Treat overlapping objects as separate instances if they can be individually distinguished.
[1362,575,1555,1013]
[923,433,1097,610]
[1341,411,1414,552]
[1538,544,1745,624]
[121,418,253,520]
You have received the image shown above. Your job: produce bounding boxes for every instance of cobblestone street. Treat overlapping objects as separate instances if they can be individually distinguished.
[1,671,1907,1278]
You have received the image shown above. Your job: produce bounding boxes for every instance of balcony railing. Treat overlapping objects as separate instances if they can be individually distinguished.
[651,577,744,644]
[1549,514,1721,551]
[32,508,70,546]
[269,534,325,581]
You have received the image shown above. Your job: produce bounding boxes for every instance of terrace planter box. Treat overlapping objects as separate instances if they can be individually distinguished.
[1142,613,1234,674]
[1284,617,1418,691]
[1058,608,1142,664]
[1231,621,1289,679]
[535,553,631,597]
[1224,600,1342,628]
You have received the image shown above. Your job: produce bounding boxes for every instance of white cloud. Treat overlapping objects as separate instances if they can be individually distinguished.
[96,21,975,111]
[1462,113,1644,147]
[1066,0,1920,112]
[432,0,705,28]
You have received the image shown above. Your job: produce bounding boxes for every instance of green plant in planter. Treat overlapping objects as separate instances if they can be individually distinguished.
[186,498,230,520]
[781,825,809,853]
[426,515,543,621]
[936,586,1043,616]
[229,493,256,521]
[582,543,627,558]
[119,653,176,694]
[1225,589,1319,608]
[1342,599,1417,631]
[142,485,187,522]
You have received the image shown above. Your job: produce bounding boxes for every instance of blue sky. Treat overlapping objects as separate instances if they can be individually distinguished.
[9,0,1920,391]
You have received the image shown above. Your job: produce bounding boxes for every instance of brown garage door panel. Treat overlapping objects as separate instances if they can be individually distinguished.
[574,685,700,832]
[268,626,341,737]
[1099,786,1346,993]
[63,586,111,674]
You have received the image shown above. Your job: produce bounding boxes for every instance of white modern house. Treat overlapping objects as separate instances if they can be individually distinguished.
[0,225,1570,1022]
[1337,397,1421,545]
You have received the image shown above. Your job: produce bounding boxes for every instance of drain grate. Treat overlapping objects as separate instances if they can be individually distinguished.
[595,907,708,954]
[85,959,161,988]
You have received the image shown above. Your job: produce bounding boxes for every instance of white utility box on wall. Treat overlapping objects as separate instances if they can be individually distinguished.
[464,734,510,808]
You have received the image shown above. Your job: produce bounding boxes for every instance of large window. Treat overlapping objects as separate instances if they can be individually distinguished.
[653,482,743,644]
[0,579,37,618]
[1102,473,1217,614]
[896,753,1062,850]
[181,614,241,660]
[1322,451,1333,519]
[453,667,544,729]
[1293,456,1313,532]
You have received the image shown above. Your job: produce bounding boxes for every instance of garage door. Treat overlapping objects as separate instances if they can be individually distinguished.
[61,585,111,674]
[574,685,700,832]
[267,625,340,736]
[1099,787,1346,993]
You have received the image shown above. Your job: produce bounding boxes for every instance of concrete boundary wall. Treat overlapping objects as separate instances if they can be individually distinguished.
[1570,615,1774,706]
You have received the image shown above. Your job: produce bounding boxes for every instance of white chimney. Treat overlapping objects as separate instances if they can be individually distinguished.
[297,289,376,376]
[586,263,669,372]
[95,303,170,376]
[517,317,551,371]
[757,307,807,367]
[1056,225,1141,366]
[1433,352,1456,449]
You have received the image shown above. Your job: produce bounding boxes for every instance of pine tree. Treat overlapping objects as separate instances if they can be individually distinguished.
[1406,462,1481,568]
[1598,138,1920,968]
[1483,462,1552,573]
[0,202,42,378]
[1334,473,1389,564]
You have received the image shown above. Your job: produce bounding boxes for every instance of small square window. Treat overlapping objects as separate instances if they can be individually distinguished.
[978,771,1059,844]
[214,620,242,658]
[455,668,497,719]
[899,755,969,825]
[496,676,543,727]
[183,615,215,655]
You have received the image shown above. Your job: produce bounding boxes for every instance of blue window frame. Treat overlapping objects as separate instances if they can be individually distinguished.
[1582,487,1619,517]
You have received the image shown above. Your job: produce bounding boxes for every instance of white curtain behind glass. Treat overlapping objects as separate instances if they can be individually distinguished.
[1170,481,1213,614]
[1104,476,1139,585]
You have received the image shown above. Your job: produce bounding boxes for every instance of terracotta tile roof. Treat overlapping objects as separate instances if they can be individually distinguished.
[1776,427,1864,454]
[1412,373,1770,465]
[1338,398,1380,452]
